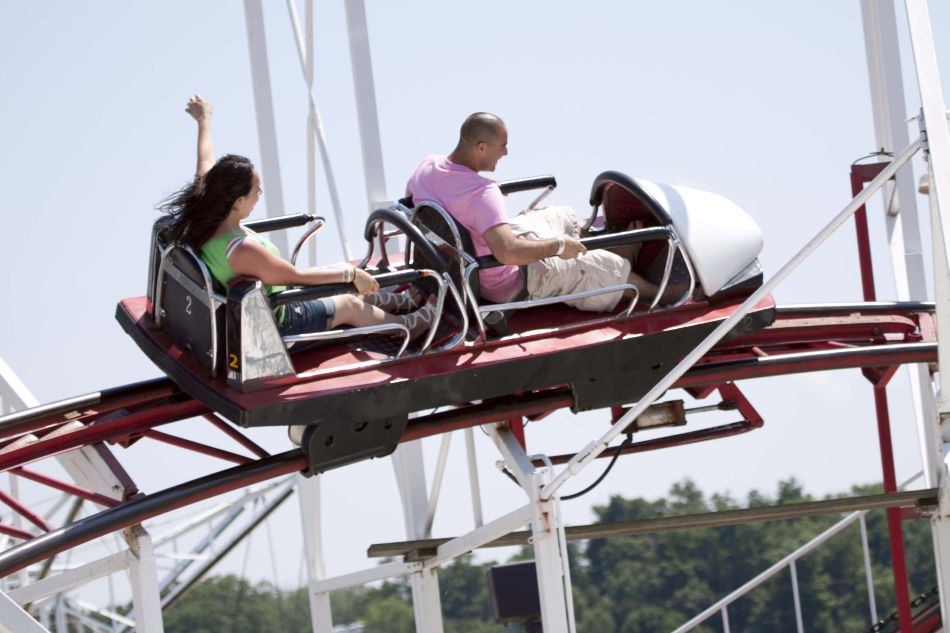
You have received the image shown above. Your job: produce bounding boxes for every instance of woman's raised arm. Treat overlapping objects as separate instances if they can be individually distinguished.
[185,95,215,180]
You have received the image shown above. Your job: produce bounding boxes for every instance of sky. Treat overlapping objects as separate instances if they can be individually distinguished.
[1,0,950,619]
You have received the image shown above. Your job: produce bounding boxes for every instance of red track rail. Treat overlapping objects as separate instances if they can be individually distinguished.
[0,301,936,579]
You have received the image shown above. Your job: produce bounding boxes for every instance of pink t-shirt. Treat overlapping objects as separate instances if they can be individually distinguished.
[406,155,523,303]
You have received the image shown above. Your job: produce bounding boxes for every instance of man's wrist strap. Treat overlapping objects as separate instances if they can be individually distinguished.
[555,236,566,256]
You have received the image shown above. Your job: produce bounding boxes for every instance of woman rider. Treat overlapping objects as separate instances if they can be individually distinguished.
[160,96,436,340]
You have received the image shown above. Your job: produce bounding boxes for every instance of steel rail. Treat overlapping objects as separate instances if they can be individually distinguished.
[0,399,207,474]
[0,450,306,578]
[0,378,177,441]
[367,488,938,559]
[679,342,936,388]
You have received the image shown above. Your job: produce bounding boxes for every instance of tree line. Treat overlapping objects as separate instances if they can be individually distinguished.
[151,478,936,633]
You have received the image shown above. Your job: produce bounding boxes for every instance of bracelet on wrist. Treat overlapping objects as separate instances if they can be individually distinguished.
[555,236,566,257]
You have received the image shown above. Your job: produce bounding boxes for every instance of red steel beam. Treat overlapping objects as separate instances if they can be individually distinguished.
[0,399,207,474]
[203,413,270,459]
[141,430,253,465]
[852,160,912,633]
[0,523,33,541]
[0,489,52,533]
[11,467,119,508]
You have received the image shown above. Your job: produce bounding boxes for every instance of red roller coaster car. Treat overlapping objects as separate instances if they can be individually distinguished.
[116,172,778,474]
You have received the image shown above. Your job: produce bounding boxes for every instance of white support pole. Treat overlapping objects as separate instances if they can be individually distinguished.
[463,428,484,528]
[125,525,163,633]
[861,0,938,491]
[488,425,536,490]
[488,425,574,632]
[391,440,444,633]
[243,0,289,254]
[859,514,878,624]
[0,591,49,633]
[529,467,573,633]
[789,560,804,633]
[343,0,388,211]
[285,0,353,261]
[305,0,317,268]
[903,0,950,627]
[297,474,333,633]
[424,433,453,536]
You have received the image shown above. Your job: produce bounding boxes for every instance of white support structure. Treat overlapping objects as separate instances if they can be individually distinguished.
[8,551,131,607]
[487,425,574,632]
[861,0,938,492]
[0,356,165,632]
[125,525,164,633]
[392,440,444,632]
[243,0,289,254]
[298,474,333,633]
[305,0,317,268]
[343,0,388,212]
[0,591,49,633]
[464,428,484,528]
[528,466,574,633]
[285,0,353,260]
[902,1,950,628]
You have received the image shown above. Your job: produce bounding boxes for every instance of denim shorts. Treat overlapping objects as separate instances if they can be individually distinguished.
[277,298,336,335]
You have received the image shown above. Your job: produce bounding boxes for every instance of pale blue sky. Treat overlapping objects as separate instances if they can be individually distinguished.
[1,0,949,603]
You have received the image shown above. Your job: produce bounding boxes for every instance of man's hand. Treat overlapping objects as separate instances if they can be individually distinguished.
[558,234,587,260]
[186,95,213,122]
[353,268,380,295]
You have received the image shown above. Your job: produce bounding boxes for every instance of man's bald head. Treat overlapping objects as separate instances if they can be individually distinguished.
[449,112,508,172]
[459,113,506,148]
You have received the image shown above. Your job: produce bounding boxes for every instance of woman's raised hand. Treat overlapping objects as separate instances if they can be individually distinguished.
[185,95,213,122]
[353,268,379,295]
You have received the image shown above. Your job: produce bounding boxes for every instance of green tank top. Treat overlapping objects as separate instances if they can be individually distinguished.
[200,230,287,322]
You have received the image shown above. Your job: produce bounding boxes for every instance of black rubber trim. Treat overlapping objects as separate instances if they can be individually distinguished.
[271,270,429,306]
[364,207,449,273]
[242,213,316,233]
[498,175,556,195]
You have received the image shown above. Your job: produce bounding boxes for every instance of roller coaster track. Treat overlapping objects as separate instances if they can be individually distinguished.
[0,301,936,581]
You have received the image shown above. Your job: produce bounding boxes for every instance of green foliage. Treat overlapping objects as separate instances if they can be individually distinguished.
[159,479,936,633]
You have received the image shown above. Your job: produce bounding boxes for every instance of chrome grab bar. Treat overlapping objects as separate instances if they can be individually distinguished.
[283,323,412,358]
[290,217,326,266]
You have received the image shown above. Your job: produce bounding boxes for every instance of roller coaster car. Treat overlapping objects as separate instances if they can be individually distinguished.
[116,172,775,474]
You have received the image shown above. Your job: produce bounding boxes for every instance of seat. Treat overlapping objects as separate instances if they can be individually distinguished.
[403,175,650,340]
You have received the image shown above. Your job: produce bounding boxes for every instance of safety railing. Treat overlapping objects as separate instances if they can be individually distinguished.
[671,472,923,633]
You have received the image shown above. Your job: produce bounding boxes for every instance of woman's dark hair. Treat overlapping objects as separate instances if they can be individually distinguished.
[159,154,255,251]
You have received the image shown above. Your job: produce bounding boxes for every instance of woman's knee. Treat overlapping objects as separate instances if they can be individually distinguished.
[330,294,362,325]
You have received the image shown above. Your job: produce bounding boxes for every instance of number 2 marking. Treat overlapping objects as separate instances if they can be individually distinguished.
[229,354,239,369]
[185,295,192,315]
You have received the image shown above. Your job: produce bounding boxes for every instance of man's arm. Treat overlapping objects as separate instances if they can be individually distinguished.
[482,223,586,265]
[185,95,215,180]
